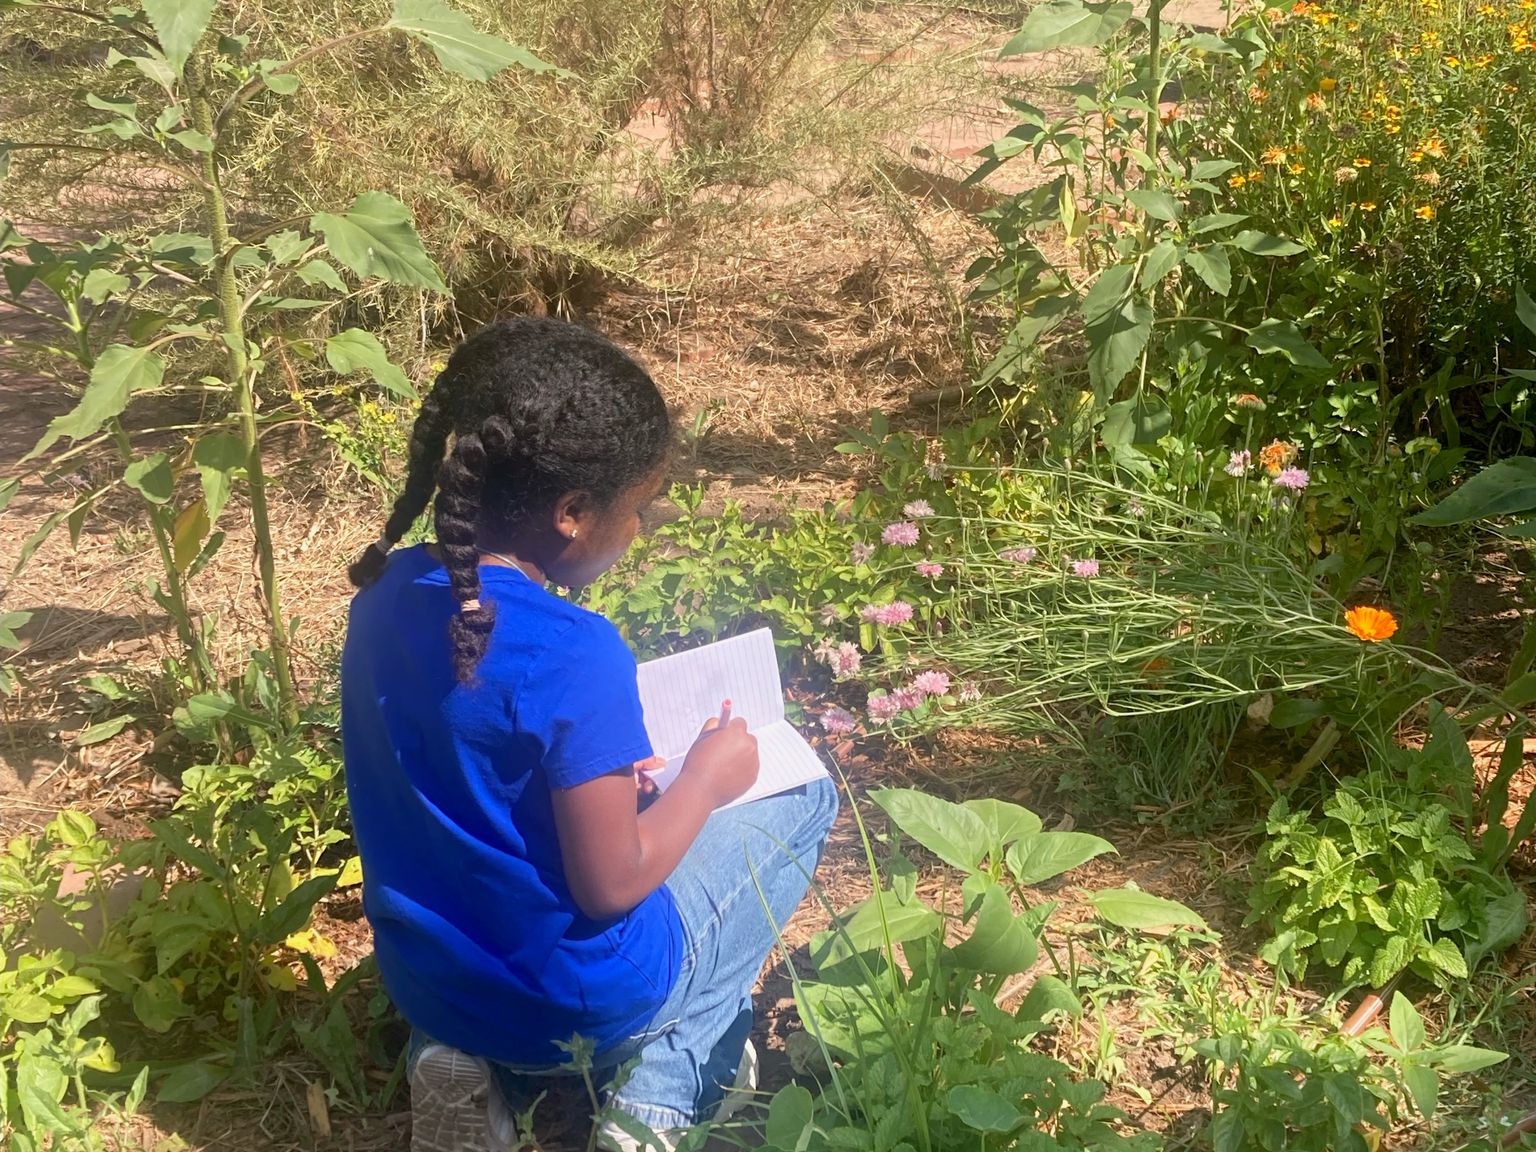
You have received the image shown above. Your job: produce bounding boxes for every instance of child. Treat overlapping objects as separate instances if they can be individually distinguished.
[341,316,838,1152]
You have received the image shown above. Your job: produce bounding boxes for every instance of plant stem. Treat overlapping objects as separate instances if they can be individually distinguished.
[1144,0,1167,183]
[190,78,300,729]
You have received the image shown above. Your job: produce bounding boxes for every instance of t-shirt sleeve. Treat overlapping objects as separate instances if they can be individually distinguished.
[516,615,654,790]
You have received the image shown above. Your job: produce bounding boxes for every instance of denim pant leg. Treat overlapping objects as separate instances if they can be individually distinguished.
[607,776,839,1132]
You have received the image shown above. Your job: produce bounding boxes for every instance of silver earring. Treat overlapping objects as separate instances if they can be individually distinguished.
[570,528,579,539]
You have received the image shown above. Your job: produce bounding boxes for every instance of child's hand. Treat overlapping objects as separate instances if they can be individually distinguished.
[680,699,758,808]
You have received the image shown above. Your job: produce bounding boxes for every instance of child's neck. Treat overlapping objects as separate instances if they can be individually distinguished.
[424,543,546,585]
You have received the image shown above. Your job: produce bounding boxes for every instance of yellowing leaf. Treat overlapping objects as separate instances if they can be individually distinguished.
[336,855,364,888]
[284,928,338,959]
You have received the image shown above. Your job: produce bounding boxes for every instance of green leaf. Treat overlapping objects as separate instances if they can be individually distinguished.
[962,798,1042,848]
[870,788,988,871]
[1369,934,1414,985]
[387,0,557,80]
[325,328,416,399]
[1006,831,1115,885]
[1402,1063,1439,1120]
[258,874,338,944]
[1230,230,1307,256]
[140,0,216,75]
[124,452,174,505]
[1411,458,1536,527]
[106,45,178,89]
[1421,936,1468,978]
[947,883,1038,975]
[1088,886,1206,930]
[132,974,190,1032]
[1516,284,1536,339]
[17,1051,76,1136]
[27,345,165,460]
[813,888,942,968]
[0,609,33,648]
[74,715,133,747]
[1183,246,1232,296]
[766,1084,815,1151]
[1140,237,1183,288]
[1246,319,1330,371]
[1189,211,1247,234]
[296,258,347,292]
[1127,188,1180,221]
[947,1085,1024,1133]
[1427,1045,1508,1074]
[192,432,245,523]
[311,191,446,291]
[7,991,56,1024]
[169,128,214,153]
[1468,888,1527,967]
[82,267,130,303]
[1390,991,1426,1051]
[1017,974,1081,1022]
[85,92,138,120]
[1000,0,1133,54]
[156,1060,229,1104]
[1082,265,1153,400]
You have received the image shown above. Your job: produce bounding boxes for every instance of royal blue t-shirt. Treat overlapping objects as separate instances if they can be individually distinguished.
[340,545,683,1065]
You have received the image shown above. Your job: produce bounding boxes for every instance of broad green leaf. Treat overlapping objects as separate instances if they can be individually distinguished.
[1369,934,1414,985]
[947,883,1038,974]
[74,715,133,746]
[947,1085,1024,1133]
[1427,1045,1508,1074]
[1140,238,1183,288]
[311,191,446,291]
[1246,319,1329,371]
[1516,284,1536,339]
[1190,160,1239,180]
[1000,0,1133,54]
[388,0,557,80]
[257,874,336,944]
[17,1051,76,1135]
[1081,263,1135,325]
[962,798,1042,849]
[1402,1063,1439,1120]
[1088,886,1206,930]
[265,230,312,265]
[169,128,214,153]
[192,432,246,523]
[1006,831,1115,885]
[1127,188,1180,221]
[870,788,988,871]
[141,0,216,75]
[1230,230,1306,256]
[813,888,942,968]
[1421,936,1468,978]
[1389,991,1426,1051]
[7,991,55,1024]
[172,499,210,572]
[1468,888,1527,967]
[1017,974,1082,1022]
[295,258,346,292]
[1086,294,1153,400]
[156,1060,229,1103]
[27,345,165,460]
[124,452,173,504]
[81,268,130,303]
[325,328,415,399]
[1188,211,1248,235]
[149,232,214,265]
[1183,246,1231,296]
[0,609,31,647]
[85,92,138,120]
[1411,458,1536,526]
[765,1084,815,1151]
[106,46,178,90]
[132,974,190,1032]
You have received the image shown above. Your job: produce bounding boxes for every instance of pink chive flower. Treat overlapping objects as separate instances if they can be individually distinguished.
[1071,559,1101,578]
[958,683,982,703]
[999,546,1037,564]
[830,642,861,677]
[850,542,875,565]
[910,670,951,697]
[916,561,944,578]
[1225,449,1252,477]
[892,687,926,711]
[903,499,935,518]
[1273,467,1310,491]
[882,521,920,547]
[867,694,901,722]
[861,600,914,627]
[820,706,857,736]
[818,604,842,627]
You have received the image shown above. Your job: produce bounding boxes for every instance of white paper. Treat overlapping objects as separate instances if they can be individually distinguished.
[634,628,828,809]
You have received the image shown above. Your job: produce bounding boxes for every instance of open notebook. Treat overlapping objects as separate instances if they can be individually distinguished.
[634,628,829,809]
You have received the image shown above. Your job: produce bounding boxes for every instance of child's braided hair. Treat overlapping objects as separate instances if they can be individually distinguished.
[349,316,671,682]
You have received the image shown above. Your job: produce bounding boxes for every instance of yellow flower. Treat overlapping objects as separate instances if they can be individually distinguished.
[1259,440,1299,475]
[1409,149,1426,162]
[1478,3,1496,13]
[1444,54,1462,66]
[1474,52,1496,65]
[1289,162,1306,174]
[1360,200,1378,211]
[1414,204,1436,218]
[1229,173,1248,188]
[1385,124,1403,134]
[1354,156,1373,167]
[1320,76,1338,92]
[1326,214,1344,227]
[1345,606,1398,642]
[1421,135,1446,158]
[1248,169,1264,182]
[1261,146,1289,164]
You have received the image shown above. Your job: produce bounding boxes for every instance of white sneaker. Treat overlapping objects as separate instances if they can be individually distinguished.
[596,1039,759,1152]
[409,1043,517,1152]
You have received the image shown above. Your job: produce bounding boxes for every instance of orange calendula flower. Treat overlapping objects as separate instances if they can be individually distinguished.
[1414,204,1436,219]
[1421,135,1446,158]
[1259,440,1299,475]
[1306,92,1327,111]
[1261,146,1289,165]
[1345,606,1398,642]
[1233,393,1268,410]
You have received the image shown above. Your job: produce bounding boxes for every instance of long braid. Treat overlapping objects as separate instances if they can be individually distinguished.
[348,371,456,588]
[436,428,496,681]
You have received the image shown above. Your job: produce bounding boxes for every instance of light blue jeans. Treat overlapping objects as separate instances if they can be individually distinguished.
[411,776,839,1132]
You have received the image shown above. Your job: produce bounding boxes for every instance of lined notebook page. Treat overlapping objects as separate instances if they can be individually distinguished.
[634,628,828,809]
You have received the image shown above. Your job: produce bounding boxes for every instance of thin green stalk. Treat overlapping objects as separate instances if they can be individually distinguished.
[1144,0,1167,183]
[190,74,300,729]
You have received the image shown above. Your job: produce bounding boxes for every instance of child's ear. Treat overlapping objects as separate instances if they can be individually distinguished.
[552,490,593,540]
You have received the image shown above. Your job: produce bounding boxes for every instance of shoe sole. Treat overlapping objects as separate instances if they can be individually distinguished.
[411,1046,495,1152]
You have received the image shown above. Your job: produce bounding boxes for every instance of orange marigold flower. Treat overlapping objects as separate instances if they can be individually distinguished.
[1259,440,1299,475]
[1261,146,1289,164]
[1414,204,1436,218]
[1233,393,1268,410]
[1346,605,1398,642]
[1249,85,1270,101]
[1421,135,1447,158]
[1306,92,1327,111]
